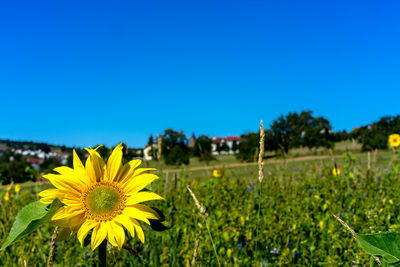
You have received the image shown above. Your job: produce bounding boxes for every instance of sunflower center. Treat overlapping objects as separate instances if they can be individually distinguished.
[87,186,120,214]
[82,182,126,221]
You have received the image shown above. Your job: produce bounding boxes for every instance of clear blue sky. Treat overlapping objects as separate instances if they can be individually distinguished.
[0,0,399,148]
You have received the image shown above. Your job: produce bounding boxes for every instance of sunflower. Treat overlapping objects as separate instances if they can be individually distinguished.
[332,167,340,176]
[38,144,163,250]
[389,134,400,148]
[212,169,221,178]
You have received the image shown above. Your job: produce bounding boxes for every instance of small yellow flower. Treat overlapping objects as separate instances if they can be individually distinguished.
[14,184,21,193]
[38,144,163,250]
[332,168,341,176]
[212,169,221,178]
[319,221,324,231]
[389,134,400,148]
[389,199,394,205]
[3,192,10,201]
[6,184,11,191]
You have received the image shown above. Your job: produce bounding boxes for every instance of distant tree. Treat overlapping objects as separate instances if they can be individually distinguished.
[0,151,36,184]
[148,135,154,146]
[270,114,292,155]
[40,157,61,174]
[236,133,259,162]
[334,130,349,142]
[162,129,190,165]
[192,135,215,162]
[220,142,229,153]
[97,145,110,159]
[357,116,400,151]
[231,140,238,153]
[270,111,334,154]
[216,143,223,155]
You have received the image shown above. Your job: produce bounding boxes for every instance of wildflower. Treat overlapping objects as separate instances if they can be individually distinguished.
[289,241,293,246]
[310,188,314,193]
[212,169,221,178]
[294,251,300,256]
[294,169,299,173]
[319,221,324,231]
[247,186,255,191]
[332,168,340,176]
[270,248,279,254]
[170,209,176,214]
[389,134,400,148]
[3,192,10,201]
[14,184,20,193]
[6,184,11,191]
[38,144,163,250]
[86,253,90,259]
[390,199,394,205]
[236,244,243,248]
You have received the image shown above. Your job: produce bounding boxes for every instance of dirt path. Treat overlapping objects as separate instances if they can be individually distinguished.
[13,154,342,189]
[160,154,338,173]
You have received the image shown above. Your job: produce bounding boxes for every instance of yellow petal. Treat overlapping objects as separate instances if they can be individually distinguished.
[52,206,84,221]
[73,149,88,179]
[91,223,108,250]
[131,219,145,243]
[114,163,130,183]
[77,220,98,246]
[106,222,118,247]
[114,214,135,238]
[54,166,88,187]
[123,173,159,195]
[38,189,63,204]
[85,148,105,183]
[125,192,164,206]
[118,160,143,183]
[52,213,85,228]
[42,174,83,196]
[107,143,123,182]
[123,204,159,224]
[109,221,125,249]
[133,168,157,176]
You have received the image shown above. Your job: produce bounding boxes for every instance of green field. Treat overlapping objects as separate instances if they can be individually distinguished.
[0,149,399,266]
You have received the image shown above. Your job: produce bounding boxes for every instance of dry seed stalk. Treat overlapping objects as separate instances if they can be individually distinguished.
[186,186,206,215]
[191,235,199,267]
[333,214,381,265]
[47,226,59,267]
[157,135,162,161]
[258,120,265,183]
[186,186,220,266]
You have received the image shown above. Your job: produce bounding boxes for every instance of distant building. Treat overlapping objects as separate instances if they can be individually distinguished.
[188,132,196,148]
[27,157,42,170]
[211,136,241,155]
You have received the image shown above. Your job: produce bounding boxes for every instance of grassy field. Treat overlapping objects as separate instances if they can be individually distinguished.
[0,149,399,266]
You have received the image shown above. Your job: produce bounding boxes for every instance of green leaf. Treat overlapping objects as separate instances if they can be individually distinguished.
[356,232,400,265]
[1,198,63,250]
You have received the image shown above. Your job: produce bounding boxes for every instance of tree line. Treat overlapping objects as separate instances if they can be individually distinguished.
[1,112,399,184]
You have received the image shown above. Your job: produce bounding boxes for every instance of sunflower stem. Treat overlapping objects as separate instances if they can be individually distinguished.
[98,240,107,267]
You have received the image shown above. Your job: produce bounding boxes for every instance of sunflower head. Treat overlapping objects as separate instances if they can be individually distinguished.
[212,169,221,178]
[332,168,340,176]
[389,134,400,148]
[38,143,164,250]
